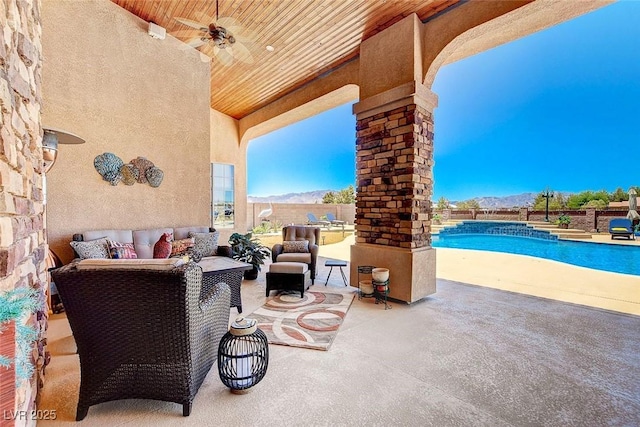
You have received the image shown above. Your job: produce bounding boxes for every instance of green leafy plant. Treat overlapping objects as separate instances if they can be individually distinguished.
[228,232,271,272]
[252,222,272,235]
[556,213,571,225]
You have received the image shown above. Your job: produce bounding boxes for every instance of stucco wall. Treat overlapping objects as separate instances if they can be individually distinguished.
[210,108,244,243]
[41,0,211,263]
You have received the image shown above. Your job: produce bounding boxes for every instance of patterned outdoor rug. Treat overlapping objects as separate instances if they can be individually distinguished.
[248,291,355,351]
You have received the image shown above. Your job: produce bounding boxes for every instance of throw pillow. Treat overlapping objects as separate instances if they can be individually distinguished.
[107,240,138,259]
[70,237,110,259]
[153,233,173,259]
[283,240,309,253]
[188,231,219,257]
[171,237,195,257]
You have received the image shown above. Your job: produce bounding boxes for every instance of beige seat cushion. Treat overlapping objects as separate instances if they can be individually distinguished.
[269,262,308,274]
[76,258,186,271]
[276,253,312,264]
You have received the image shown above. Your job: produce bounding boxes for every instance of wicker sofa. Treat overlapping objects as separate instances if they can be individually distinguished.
[51,260,231,419]
[71,226,232,259]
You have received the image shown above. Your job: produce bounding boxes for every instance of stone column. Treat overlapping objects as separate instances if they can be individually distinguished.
[350,82,438,303]
[349,13,439,303]
[585,208,597,233]
[0,0,48,424]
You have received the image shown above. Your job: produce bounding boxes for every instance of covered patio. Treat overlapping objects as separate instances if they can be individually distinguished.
[39,250,640,425]
[3,0,631,423]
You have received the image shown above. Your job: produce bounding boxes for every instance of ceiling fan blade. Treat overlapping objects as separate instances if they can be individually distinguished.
[228,27,257,43]
[216,16,241,29]
[186,37,207,48]
[214,46,234,66]
[175,17,208,31]
[230,42,254,64]
[172,30,202,38]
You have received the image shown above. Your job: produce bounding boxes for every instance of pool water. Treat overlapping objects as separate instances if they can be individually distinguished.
[432,234,640,276]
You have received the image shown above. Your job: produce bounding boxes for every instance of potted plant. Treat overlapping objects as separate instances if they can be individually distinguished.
[556,213,571,229]
[432,213,442,225]
[228,232,271,280]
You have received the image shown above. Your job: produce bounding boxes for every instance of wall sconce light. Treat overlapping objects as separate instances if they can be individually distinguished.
[43,128,85,172]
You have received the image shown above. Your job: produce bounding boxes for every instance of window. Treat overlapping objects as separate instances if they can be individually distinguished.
[212,163,234,228]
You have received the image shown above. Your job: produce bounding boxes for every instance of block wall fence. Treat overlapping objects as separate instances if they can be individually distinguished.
[246,203,355,231]
[438,208,630,233]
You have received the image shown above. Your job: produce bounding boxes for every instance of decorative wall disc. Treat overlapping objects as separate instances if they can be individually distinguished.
[120,164,139,186]
[146,166,164,188]
[94,153,124,185]
[130,157,155,184]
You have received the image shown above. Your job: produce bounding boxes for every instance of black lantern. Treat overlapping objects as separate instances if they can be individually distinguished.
[218,317,269,394]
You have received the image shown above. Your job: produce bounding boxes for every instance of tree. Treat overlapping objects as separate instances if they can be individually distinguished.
[457,199,481,209]
[323,185,355,204]
[581,199,607,209]
[436,197,450,209]
[336,185,355,204]
[532,190,565,210]
[566,190,609,209]
[609,187,628,202]
[322,191,336,204]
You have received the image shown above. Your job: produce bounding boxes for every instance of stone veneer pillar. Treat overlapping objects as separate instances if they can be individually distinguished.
[350,82,438,303]
[0,0,49,425]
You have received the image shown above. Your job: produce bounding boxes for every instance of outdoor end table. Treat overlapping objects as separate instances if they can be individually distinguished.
[198,257,252,313]
[324,259,348,287]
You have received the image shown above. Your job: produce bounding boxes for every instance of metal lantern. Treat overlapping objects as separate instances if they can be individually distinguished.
[218,317,268,394]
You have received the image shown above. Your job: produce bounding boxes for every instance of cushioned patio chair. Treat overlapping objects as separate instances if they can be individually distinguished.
[609,218,634,240]
[306,213,330,228]
[271,226,321,283]
[51,260,231,420]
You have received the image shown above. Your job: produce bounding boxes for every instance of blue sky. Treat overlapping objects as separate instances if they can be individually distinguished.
[247,1,639,201]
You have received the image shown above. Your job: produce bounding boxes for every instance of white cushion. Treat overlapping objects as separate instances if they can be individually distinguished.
[76,258,185,271]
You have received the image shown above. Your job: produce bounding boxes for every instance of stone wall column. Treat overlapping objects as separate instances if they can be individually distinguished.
[0,0,48,425]
[350,82,437,303]
[585,208,597,233]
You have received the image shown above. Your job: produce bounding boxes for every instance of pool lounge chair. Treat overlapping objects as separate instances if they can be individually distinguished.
[307,213,330,228]
[609,218,634,240]
[326,213,346,227]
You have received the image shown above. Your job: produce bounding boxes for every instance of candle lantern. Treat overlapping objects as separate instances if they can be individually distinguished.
[217,317,269,394]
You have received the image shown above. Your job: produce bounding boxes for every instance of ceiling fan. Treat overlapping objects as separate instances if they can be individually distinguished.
[174,0,254,66]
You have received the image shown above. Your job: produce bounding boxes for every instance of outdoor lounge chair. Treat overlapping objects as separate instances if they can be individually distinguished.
[326,213,346,227]
[609,218,635,240]
[307,213,330,228]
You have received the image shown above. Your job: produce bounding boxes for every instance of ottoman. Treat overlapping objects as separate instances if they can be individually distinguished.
[266,262,310,297]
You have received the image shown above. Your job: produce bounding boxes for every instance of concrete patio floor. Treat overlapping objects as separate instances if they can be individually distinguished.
[39,245,640,426]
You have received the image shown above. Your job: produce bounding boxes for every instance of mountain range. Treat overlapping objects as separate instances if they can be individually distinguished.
[248,191,538,208]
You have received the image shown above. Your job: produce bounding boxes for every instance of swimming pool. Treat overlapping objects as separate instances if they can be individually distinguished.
[432,234,640,276]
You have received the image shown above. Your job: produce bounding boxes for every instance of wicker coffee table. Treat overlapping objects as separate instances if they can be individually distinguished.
[198,257,252,313]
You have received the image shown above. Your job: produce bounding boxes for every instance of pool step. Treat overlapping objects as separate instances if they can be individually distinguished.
[527,222,593,239]
[431,220,463,234]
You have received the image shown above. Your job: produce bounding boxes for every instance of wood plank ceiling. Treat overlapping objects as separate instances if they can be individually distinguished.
[111,0,460,119]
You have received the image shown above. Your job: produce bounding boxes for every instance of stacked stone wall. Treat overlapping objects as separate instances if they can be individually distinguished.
[0,0,48,425]
[355,103,434,249]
